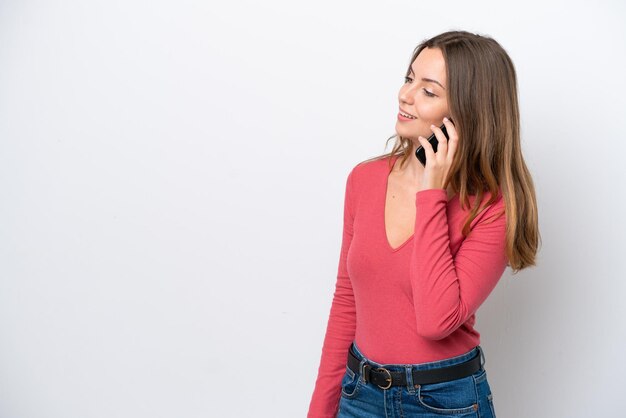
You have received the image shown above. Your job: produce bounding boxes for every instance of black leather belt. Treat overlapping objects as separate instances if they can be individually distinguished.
[347,345,483,389]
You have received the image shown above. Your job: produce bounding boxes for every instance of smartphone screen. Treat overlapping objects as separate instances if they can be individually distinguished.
[414,120,452,166]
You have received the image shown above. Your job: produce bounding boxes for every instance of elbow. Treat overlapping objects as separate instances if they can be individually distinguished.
[414,319,453,341]
[414,302,467,340]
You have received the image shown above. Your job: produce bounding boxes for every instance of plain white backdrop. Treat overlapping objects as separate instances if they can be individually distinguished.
[1,1,625,417]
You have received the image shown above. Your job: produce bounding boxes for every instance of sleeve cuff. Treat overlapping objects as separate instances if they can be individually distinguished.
[416,188,447,204]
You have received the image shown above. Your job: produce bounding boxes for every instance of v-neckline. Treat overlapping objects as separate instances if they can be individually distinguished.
[383,155,414,252]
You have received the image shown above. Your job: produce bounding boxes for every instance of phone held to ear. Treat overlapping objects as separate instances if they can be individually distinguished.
[414,118,454,167]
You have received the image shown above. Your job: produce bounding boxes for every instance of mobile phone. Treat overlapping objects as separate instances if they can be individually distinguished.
[414,119,453,166]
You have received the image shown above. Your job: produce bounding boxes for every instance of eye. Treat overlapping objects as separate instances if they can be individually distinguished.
[404,77,437,97]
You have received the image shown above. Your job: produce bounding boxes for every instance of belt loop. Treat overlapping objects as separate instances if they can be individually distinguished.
[405,365,416,394]
[477,345,485,369]
[358,358,368,383]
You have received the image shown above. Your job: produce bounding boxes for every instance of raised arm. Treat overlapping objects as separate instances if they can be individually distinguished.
[410,188,508,340]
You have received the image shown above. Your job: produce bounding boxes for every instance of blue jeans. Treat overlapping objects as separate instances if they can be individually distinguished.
[337,341,496,417]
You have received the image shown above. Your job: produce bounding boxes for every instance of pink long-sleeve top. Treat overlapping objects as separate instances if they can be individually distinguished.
[307,154,508,418]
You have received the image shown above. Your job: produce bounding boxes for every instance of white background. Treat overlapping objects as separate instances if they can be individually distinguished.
[1,1,625,417]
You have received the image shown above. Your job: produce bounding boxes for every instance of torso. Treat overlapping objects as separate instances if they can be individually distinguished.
[384,169,420,250]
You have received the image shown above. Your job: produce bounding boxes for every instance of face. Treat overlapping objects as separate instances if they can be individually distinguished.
[396,47,450,150]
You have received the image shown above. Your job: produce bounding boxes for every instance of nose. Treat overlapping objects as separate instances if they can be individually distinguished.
[399,83,419,105]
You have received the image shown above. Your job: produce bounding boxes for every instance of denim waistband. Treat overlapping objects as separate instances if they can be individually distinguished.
[350,341,485,373]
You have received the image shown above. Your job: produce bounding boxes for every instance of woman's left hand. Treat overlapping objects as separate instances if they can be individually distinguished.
[417,117,459,191]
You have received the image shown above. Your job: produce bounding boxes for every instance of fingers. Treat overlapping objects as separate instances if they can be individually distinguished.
[417,135,435,162]
[418,123,447,164]
[430,123,448,157]
[441,117,458,163]
[418,117,459,166]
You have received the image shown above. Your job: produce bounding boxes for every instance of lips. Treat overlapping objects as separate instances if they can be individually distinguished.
[399,108,417,118]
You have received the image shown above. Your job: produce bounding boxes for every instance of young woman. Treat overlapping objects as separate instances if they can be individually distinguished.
[307,30,540,418]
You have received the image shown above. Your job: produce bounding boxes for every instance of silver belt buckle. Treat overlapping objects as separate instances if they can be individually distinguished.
[375,367,392,389]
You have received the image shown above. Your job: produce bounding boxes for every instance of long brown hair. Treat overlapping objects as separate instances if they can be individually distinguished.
[362,30,540,274]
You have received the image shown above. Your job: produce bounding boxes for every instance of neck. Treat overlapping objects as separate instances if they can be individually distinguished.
[392,150,456,200]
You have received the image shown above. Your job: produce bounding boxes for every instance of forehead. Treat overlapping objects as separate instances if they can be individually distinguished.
[411,47,446,81]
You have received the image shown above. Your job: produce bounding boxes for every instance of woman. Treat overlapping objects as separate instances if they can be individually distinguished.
[307,30,540,418]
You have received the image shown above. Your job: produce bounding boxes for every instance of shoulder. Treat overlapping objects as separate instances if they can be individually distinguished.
[471,188,506,226]
[339,156,387,208]
[347,155,390,187]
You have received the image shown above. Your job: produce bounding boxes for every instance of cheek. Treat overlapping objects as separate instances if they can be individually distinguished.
[415,105,440,121]
[414,99,448,121]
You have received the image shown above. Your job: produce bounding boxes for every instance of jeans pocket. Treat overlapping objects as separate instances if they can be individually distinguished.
[340,366,362,399]
[415,375,478,415]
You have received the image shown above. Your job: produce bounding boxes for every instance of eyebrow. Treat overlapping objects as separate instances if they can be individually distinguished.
[409,67,445,90]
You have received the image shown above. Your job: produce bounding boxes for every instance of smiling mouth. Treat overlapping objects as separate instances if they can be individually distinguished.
[399,110,417,119]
